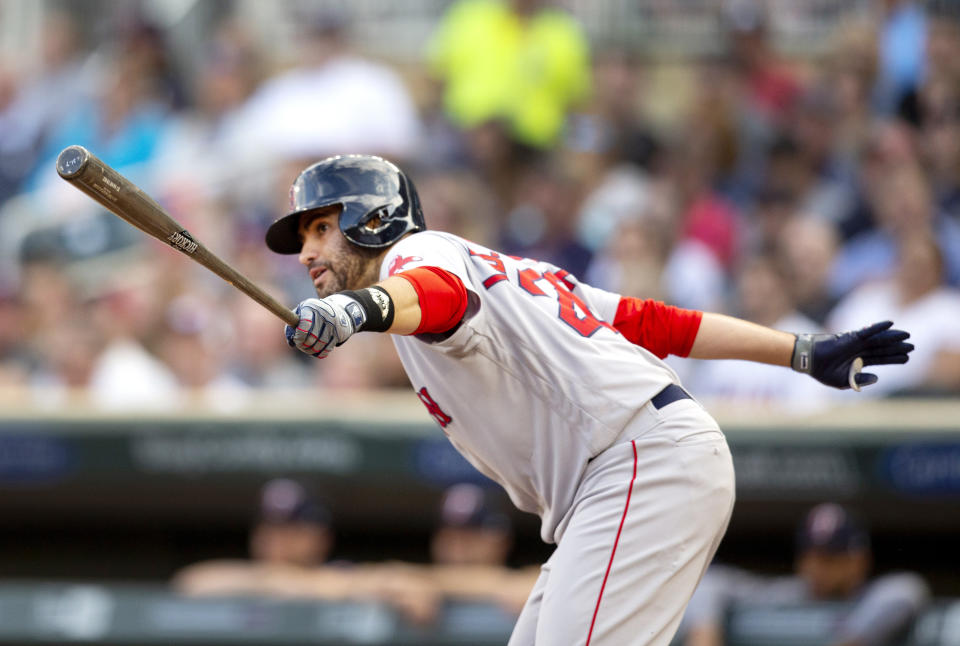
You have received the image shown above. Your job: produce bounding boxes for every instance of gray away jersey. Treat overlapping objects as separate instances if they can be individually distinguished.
[382,231,679,542]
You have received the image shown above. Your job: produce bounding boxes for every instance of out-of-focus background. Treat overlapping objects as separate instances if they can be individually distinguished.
[0,0,958,644]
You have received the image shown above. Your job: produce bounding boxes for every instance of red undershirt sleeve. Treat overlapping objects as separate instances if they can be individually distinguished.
[395,266,469,335]
[613,297,703,359]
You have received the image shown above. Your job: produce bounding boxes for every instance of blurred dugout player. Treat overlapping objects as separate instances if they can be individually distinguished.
[682,503,930,646]
[172,478,338,596]
[429,483,540,613]
[173,478,440,622]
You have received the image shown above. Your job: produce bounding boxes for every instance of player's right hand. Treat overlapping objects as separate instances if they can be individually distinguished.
[285,297,360,359]
[791,321,914,390]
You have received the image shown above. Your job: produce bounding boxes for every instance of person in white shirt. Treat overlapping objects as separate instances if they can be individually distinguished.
[828,231,960,395]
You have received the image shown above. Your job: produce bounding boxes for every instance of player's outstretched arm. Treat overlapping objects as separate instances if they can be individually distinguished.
[284,276,423,358]
[286,268,468,358]
[689,313,914,390]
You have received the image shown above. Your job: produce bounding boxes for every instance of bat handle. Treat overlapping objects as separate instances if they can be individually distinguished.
[267,298,299,327]
[848,356,864,392]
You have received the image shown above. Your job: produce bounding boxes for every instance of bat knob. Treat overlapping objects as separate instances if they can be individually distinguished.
[56,145,90,179]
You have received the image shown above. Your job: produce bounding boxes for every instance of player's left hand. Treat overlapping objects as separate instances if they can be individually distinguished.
[792,321,914,390]
[285,296,361,359]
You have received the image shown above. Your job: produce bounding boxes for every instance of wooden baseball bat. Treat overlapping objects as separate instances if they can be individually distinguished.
[56,145,298,327]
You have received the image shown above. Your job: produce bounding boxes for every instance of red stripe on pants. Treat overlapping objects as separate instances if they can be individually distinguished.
[585,440,639,646]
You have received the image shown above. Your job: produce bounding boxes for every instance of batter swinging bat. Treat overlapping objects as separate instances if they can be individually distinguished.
[55,145,298,327]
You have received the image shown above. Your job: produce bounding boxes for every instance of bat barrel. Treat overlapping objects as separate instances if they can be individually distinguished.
[55,145,299,328]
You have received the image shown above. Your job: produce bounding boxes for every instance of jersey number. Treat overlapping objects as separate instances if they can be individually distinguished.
[470,249,615,338]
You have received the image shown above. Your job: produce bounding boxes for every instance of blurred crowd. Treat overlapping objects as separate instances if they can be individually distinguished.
[2,0,960,410]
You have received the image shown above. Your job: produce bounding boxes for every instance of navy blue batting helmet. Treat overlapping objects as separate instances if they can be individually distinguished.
[265,154,425,253]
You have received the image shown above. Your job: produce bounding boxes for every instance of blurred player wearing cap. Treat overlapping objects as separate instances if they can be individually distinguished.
[681,503,930,646]
[173,478,440,622]
[431,482,514,567]
[172,478,340,596]
[429,484,539,613]
[267,155,914,645]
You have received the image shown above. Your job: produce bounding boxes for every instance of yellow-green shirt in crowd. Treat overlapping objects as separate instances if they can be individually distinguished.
[427,0,591,148]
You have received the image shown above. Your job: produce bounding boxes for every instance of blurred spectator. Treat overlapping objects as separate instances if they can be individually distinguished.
[152,20,266,194]
[25,54,170,193]
[918,102,960,217]
[875,1,928,116]
[828,232,960,396]
[785,87,859,223]
[720,0,802,201]
[825,19,878,167]
[913,5,960,217]
[501,158,592,278]
[115,14,188,110]
[17,261,105,405]
[416,169,499,245]
[84,272,180,411]
[660,133,741,312]
[0,10,89,201]
[226,291,310,389]
[238,10,420,162]
[683,254,830,411]
[313,332,410,391]
[682,503,930,646]
[153,292,250,409]
[585,211,671,300]
[427,0,590,150]
[723,0,801,126]
[830,156,960,297]
[587,47,661,172]
[566,47,659,255]
[575,159,653,255]
[0,290,30,388]
[777,215,840,325]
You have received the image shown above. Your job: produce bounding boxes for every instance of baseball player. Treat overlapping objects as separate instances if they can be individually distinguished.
[265,155,914,646]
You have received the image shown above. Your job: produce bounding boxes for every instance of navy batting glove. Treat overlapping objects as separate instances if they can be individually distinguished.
[792,321,914,390]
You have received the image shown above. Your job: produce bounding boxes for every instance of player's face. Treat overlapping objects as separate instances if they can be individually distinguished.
[250,522,332,566]
[430,526,511,566]
[796,549,870,599]
[298,207,382,298]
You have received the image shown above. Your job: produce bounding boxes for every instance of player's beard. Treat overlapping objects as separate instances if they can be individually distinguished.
[311,243,383,298]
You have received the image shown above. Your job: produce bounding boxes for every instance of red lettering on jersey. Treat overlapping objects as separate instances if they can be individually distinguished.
[517,267,548,296]
[388,255,423,277]
[417,387,452,428]
[542,271,617,338]
[469,248,509,289]
[469,246,614,338]
[554,269,576,291]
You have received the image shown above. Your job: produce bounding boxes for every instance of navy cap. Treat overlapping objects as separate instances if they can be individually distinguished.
[797,503,870,554]
[438,484,511,532]
[257,479,331,526]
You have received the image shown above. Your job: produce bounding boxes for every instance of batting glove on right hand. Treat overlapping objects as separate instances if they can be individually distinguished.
[285,296,363,359]
[791,320,914,390]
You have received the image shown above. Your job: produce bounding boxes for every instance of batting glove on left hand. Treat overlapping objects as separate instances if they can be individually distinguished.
[285,295,365,359]
[792,320,914,390]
